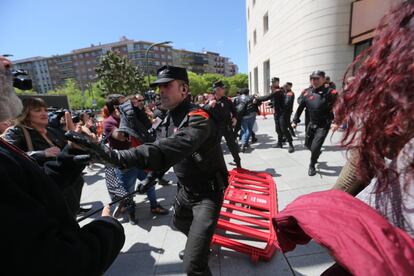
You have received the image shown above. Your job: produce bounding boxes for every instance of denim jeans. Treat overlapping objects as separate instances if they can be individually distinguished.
[240,114,256,146]
[114,167,158,209]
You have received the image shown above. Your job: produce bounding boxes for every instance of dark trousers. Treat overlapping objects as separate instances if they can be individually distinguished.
[274,113,293,144]
[286,111,295,135]
[222,126,240,163]
[305,123,330,164]
[173,188,223,276]
[62,175,84,217]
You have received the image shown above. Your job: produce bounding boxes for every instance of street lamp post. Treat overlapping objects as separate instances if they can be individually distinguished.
[145,41,172,89]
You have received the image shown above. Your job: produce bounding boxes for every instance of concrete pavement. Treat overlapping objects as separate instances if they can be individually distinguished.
[79,116,347,276]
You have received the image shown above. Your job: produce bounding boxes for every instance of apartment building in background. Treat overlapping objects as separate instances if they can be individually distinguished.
[13,36,237,94]
[246,0,403,95]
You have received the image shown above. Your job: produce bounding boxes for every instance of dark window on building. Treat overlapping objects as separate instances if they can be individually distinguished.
[353,39,373,74]
[263,60,270,94]
[263,12,269,34]
[254,67,258,94]
[354,39,372,59]
[249,71,252,92]
[253,30,257,45]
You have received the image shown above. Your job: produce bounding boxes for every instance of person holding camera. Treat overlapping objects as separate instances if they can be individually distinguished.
[76,111,98,142]
[2,97,86,217]
[0,55,125,275]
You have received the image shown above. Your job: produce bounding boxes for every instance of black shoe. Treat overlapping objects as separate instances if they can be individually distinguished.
[288,145,295,153]
[228,160,241,168]
[157,178,171,186]
[77,207,92,215]
[251,137,258,143]
[308,165,316,176]
[241,145,248,153]
[178,249,213,260]
[128,210,139,225]
[179,250,185,260]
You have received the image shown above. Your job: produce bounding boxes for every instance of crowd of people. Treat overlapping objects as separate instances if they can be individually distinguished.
[1,1,413,275]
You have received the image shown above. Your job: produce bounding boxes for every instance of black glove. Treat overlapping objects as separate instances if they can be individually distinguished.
[137,170,166,194]
[65,131,122,167]
[137,176,157,194]
[57,152,91,165]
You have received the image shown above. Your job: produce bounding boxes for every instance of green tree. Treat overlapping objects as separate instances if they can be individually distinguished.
[226,73,248,96]
[48,79,107,110]
[95,51,146,96]
[188,72,209,95]
[201,73,223,93]
[14,88,34,95]
[83,81,107,109]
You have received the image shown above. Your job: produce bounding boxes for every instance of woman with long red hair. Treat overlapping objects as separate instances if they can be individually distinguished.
[333,0,414,238]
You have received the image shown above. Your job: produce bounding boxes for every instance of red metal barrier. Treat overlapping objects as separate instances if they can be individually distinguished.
[211,168,278,263]
[259,103,274,119]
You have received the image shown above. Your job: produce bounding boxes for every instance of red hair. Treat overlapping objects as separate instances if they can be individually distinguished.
[334,1,414,189]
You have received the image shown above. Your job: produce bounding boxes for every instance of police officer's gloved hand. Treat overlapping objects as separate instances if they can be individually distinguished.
[57,151,91,165]
[65,130,123,167]
[137,176,157,194]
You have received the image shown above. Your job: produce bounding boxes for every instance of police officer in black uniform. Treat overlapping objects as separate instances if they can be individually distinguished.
[292,70,337,176]
[258,77,295,153]
[68,65,228,276]
[206,80,241,168]
[284,82,296,137]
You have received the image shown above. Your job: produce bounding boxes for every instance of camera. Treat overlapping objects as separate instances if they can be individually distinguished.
[71,112,81,124]
[12,69,32,90]
[48,108,67,129]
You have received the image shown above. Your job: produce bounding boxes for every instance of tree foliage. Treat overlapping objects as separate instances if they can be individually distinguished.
[186,72,248,97]
[95,51,146,96]
[48,79,106,109]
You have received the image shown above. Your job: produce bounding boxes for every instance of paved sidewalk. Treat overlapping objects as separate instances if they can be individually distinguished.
[79,117,347,276]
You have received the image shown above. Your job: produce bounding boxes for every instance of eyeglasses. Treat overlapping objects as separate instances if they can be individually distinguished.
[137,99,144,102]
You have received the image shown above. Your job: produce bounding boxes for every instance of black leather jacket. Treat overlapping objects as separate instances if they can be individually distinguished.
[3,125,67,164]
[116,99,228,196]
[293,85,337,127]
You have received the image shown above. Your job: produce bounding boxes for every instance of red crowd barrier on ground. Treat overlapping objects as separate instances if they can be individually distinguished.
[259,103,274,119]
[211,168,278,263]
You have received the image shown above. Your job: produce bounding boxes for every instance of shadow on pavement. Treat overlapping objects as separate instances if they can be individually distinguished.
[83,168,105,185]
[105,242,167,276]
[317,161,342,177]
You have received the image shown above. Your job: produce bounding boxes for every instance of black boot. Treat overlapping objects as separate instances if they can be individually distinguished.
[288,143,295,153]
[179,250,185,260]
[272,142,283,148]
[308,163,316,176]
[128,209,139,225]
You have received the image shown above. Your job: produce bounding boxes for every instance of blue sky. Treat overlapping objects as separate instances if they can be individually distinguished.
[0,0,248,73]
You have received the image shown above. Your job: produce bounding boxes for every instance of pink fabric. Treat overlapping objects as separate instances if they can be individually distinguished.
[273,190,414,276]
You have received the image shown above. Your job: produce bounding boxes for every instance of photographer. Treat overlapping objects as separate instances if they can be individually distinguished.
[3,97,86,217]
[76,111,98,142]
[0,55,124,275]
